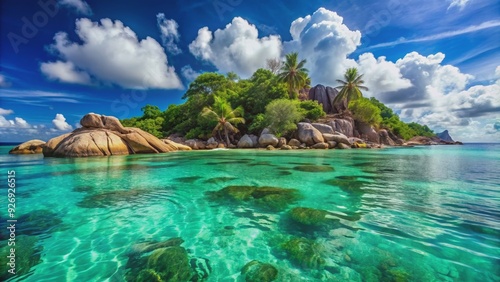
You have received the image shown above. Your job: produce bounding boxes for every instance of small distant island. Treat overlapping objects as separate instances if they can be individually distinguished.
[9,53,462,157]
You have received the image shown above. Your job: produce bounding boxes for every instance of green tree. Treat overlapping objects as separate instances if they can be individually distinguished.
[201,96,245,145]
[298,100,325,121]
[140,105,162,120]
[334,68,368,112]
[264,99,304,137]
[277,53,309,99]
[348,98,382,126]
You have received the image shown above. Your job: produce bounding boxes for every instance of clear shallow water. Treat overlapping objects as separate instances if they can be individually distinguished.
[0,144,499,281]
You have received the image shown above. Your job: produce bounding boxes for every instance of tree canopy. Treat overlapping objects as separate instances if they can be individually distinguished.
[122,60,435,142]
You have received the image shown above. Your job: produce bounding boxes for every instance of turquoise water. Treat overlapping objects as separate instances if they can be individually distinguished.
[0,144,499,281]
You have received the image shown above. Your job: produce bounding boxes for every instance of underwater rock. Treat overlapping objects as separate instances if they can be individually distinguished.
[203,177,238,184]
[0,209,64,240]
[77,189,151,208]
[289,207,328,226]
[0,235,43,280]
[190,257,212,281]
[126,237,210,282]
[281,237,326,269]
[241,260,278,282]
[293,165,334,172]
[145,246,193,281]
[130,237,184,255]
[322,177,369,194]
[385,266,410,282]
[136,269,162,282]
[173,176,203,183]
[207,185,300,211]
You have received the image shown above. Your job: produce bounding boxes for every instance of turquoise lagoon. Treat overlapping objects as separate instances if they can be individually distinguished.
[0,144,499,281]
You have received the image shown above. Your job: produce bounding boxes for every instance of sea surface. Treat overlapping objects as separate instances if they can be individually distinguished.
[0,144,499,281]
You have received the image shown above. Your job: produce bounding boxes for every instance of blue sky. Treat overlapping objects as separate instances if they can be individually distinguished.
[1,0,499,142]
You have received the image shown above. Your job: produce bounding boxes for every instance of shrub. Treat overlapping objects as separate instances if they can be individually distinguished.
[348,98,382,126]
[298,100,325,121]
[264,99,303,137]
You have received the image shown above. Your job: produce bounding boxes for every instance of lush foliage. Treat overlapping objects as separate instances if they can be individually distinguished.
[264,99,304,137]
[277,53,309,99]
[121,59,434,142]
[334,68,368,112]
[368,97,435,140]
[201,96,245,145]
[348,98,382,126]
[298,100,326,121]
[122,106,164,138]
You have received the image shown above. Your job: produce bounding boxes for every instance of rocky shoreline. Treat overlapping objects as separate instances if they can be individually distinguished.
[8,113,462,157]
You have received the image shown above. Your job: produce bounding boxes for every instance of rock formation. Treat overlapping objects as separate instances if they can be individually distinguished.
[237,134,254,148]
[43,113,178,157]
[437,130,454,142]
[9,140,46,154]
[259,134,279,147]
[297,123,324,145]
[308,84,339,114]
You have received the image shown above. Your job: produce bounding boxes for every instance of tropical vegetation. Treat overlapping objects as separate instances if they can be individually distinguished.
[121,53,435,143]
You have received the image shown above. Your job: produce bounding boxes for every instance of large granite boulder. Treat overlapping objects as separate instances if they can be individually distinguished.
[308,84,338,114]
[185,139,206,150]
[43,113,177,157]
[356,122,379,143]
[323,133,351,146]
[328,118,355,137]
[297,123,324,145]
[162,139,192,151]
[288,139,301,147]
[379,129,396,146]
[311,123,334,134]
[259,134,279,147]
[238,134,254,148]
[9,140,46,154]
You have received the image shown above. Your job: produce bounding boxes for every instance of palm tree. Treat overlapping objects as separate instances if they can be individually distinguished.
[333,68,368,113]
[201,96,245,146]
[277,52,309,99]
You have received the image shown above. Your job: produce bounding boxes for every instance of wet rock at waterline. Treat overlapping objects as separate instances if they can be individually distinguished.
[9,139,46,154]
[43,113,178,157]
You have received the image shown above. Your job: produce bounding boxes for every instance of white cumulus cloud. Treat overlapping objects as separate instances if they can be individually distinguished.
[41,18,183,90]
[284,8,361,86]
[157,14,182,55]
[58,0,92,15]
[41,61,91,85]
[189,17,282,78]
[181,65,202,82]
[0,108,13,116]
[52,114,73,131]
